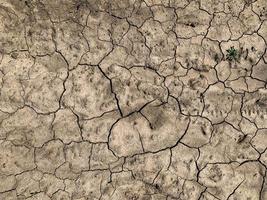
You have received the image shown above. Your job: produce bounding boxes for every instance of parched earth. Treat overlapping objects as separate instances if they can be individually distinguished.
[0,0,266,199]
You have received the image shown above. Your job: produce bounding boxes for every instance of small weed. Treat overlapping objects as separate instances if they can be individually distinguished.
[226,46,239,61]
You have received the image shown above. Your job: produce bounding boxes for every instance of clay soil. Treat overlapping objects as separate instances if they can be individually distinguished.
[0,0,267,199]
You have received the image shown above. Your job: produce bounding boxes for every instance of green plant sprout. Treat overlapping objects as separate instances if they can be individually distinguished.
[226,46,239,61]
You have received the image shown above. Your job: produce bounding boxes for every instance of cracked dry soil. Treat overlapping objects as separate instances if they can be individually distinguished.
[0,0,267,199]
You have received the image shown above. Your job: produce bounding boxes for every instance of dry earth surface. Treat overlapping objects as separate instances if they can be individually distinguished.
[0,0,267,199]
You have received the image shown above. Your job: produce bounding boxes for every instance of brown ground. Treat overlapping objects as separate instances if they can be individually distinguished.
[0,0,267,199]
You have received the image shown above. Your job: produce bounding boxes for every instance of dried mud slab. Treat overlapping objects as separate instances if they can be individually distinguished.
[175,2,212,38]
[0,0,266,199]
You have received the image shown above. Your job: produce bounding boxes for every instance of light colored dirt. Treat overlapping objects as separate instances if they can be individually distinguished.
[0,0,266,199]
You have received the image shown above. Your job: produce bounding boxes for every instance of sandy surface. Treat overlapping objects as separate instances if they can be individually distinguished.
[0,0,267,199]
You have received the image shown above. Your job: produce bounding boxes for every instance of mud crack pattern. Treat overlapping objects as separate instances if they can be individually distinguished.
[0,0,267,199]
